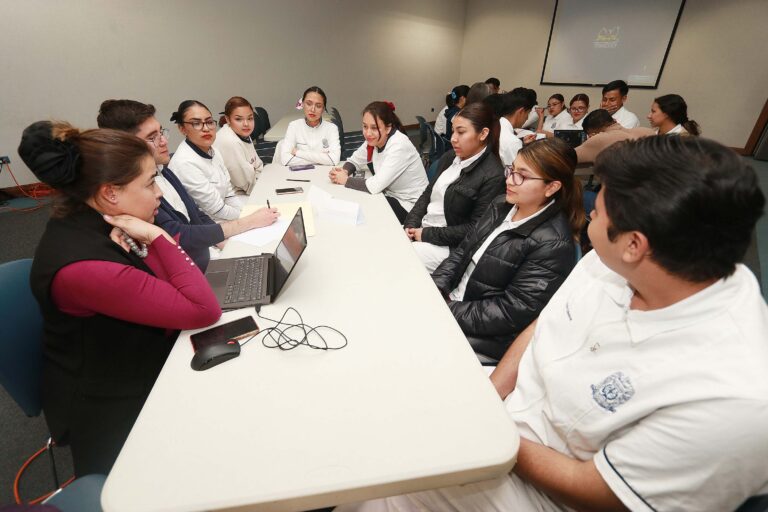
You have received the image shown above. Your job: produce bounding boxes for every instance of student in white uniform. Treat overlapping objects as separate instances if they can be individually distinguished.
[329,101,428,224]
[337,136,768,512]
[169,100,263,221]
[647,93,701,136]
[213,96,264,194]
[514,87,540,130]
[434,95,450,136]
[535,94,574,137]
[566,93,590,129]
[280,86,340,167]
[403,103,506,272]
[497,90,535,166]
[600,79,640,128]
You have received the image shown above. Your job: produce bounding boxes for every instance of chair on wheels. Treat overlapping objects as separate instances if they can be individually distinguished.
[0,259,92,505]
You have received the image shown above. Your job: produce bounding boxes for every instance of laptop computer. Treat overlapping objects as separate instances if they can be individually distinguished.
[205,208,308,309]
[554,129,587,148]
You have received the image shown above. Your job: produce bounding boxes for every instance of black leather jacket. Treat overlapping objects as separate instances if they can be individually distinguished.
[432,196,576,360]
[404,149,505,248]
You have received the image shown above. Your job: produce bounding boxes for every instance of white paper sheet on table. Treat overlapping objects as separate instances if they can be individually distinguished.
[229,218,290,247]
[307,186,364,225]
[239,202,316,236]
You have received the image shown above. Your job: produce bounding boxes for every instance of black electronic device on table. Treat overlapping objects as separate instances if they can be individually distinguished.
[554,129,587,148]
[204,208,308,310]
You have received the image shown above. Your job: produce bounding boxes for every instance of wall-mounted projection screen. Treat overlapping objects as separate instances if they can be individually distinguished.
[541,0,685,88]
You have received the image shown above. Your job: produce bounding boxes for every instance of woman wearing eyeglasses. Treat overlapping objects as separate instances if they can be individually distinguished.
[280,86,340,167]
[169,100,249,221]
[213,96,264,194]
[431,138,584,361]
[535,94,574,138]
[566,93,590,129]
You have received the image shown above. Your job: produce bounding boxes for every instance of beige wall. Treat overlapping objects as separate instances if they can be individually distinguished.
[0,0,465,186]
[459,0,768,148]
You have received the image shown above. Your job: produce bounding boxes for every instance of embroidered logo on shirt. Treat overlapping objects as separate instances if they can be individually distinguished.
[591,372,634,413]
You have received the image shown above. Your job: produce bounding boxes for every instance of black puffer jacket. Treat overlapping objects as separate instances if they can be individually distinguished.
[404,149,505,248]
[432,196,576,360]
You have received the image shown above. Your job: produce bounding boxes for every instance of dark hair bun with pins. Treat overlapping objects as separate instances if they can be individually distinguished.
[18,120,81,187]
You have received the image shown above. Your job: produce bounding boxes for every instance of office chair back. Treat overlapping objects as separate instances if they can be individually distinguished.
[330,107,345,158]
[0,259,44,417]
[425,122,448,164]
[415,116,429,153]
[252,107,271,140]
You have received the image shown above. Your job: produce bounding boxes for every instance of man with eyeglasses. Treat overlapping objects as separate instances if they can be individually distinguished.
[97,99,271,271]
[575,109,655,165]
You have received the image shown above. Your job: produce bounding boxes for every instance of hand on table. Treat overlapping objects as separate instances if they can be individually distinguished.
[244,207,279,229]
[329,167,349,185]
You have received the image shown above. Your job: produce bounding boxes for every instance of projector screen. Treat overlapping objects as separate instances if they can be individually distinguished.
[541,0,685,88]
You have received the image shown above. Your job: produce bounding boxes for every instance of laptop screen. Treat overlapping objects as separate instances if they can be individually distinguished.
[272,208,308,298]
[554,129,587,148]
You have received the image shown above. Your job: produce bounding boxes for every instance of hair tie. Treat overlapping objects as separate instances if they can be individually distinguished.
[18,121,80,187]
[451,91,457,100]
[385,101,396,112]
[295,98,303,110]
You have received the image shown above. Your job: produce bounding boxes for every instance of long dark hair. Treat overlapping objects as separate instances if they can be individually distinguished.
[517,138,585,239]
[454,103,500,159]
[18,121,151,217]
[655,94,700,136]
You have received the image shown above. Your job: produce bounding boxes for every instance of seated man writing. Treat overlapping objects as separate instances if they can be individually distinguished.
[338,136,768,511]
[576,109,655,165]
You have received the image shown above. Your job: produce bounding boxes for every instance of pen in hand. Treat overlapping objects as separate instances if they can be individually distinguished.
[267,199,271,209]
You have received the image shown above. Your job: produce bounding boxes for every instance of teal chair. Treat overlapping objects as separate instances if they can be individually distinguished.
[0,259,65,497]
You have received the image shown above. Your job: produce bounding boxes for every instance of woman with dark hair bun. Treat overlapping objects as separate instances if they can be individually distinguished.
[280,86,341,166]
[431,138,584,361]
[213,96,264,194]
[19,121,221,475]
[328,101,428,223]
[404,103,506,272]
[648,94,701,136]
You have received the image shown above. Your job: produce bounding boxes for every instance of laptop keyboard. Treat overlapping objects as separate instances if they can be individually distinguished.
[224,257,267,305]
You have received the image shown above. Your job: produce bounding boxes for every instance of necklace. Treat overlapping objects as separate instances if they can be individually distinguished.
[120,229,148,258]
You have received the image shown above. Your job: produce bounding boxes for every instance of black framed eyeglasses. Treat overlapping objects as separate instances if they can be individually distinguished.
[503,167,548,185]
[147,128,169,146]
[183,119,217,131]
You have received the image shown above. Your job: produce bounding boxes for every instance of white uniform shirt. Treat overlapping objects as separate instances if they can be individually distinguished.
[212,124,263,194]
[499,117,523,167]
[666,123,687,135]
[434,106,448,136]
[154,166,189,221]
[346,130,428,211]
[422,147,486,228]
[507,250,768,511]
[449,201,553,301]
[564,115,586,130]
[522,109,539,130]
[542,110,574,132]
[169,140,241,221]
[612,106,640,128]
[280,118,340,166]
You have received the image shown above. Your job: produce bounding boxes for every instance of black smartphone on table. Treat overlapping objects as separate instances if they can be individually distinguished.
[190,316,259,351]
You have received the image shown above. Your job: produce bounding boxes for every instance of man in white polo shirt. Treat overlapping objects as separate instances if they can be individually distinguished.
[601,79,640,128]
[338,136,768,511]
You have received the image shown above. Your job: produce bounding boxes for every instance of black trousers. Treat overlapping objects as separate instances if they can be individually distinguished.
[385,196,409,225]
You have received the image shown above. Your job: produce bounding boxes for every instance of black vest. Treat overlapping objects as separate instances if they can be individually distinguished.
[30,207,174,441]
